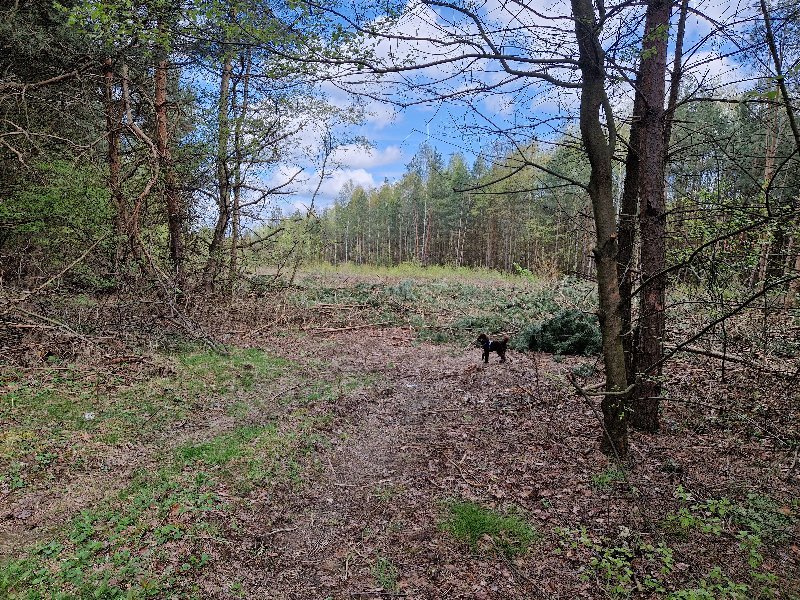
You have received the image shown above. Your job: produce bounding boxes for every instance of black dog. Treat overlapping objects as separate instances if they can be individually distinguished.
[477,333,509,363]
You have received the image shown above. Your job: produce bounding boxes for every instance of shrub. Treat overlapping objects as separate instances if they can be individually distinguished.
[524,309,601,355]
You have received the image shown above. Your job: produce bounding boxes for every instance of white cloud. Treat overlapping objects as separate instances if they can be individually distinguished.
[482,93,514,116]
[332,144,403,169]
[320,168,377,198]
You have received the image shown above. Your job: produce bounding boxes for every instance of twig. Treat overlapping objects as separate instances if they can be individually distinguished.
[265,526,298,536]
[305,322,391,333]
[445,456,482,488]
[664,344,786,375]
[411,408,465,415]
[3,234,109,311]
[566,374,625,466]
[9,307,96,345]
[270,383,304,402]
[569,377,636,397]
[137,239,226,354]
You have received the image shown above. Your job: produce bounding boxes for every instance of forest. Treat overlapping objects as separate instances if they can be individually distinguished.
[1,0,800,597]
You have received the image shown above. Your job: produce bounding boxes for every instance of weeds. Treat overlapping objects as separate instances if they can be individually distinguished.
[0,348,291,489]
[0,467,221,598]
[440,500,537,557]
[590,465,626,490]
[286,268,596,348]
[372,554,400,591]
[562,486,793,599]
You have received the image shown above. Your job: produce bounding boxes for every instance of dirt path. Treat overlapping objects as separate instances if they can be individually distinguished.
[209,327,604,599]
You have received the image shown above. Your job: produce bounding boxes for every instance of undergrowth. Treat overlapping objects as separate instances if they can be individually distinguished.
[556,486,797,599]
[0,344,354,597]
[288,270,597,347]
[0,348,289,491]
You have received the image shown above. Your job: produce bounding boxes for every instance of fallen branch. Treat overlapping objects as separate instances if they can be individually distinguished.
[9,307,96,345]
[304,322,391,333]
[664,344,787,375]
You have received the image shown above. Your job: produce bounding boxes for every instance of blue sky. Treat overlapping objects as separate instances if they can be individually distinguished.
[271,0,759,213]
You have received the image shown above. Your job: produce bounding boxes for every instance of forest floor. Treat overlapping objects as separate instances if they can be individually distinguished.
[1,268,799,598]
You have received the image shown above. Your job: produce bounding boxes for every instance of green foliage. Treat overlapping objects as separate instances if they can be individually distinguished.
[562,527,675,598]
[731,493,796,542]
[660,487,790,597]
[524,309,601,355]
[372,555,400,591]
[440,501,537,557]
[571,362,598,378]
[0,467,219,598]
[2,161,113,287]
[0,349,291,489]
[590,465,626,489]
[667,567,750,599]
[0,342,341,597]
[557,485,795,599]
[176,426,266,466]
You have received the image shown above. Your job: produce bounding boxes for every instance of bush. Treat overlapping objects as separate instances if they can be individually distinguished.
[524,309,601,355]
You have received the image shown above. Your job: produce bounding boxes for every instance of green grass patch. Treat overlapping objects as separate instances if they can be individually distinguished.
[0,348,292,488]
[303,261,522,283]
[590,465,626,490]
[0,407,333,597]
[0,467,220,598]
[176,426,267,466]
[440,500,537,557]
[372,554,400,591]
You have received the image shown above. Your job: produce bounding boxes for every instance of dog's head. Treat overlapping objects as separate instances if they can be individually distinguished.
[476,333,489,347]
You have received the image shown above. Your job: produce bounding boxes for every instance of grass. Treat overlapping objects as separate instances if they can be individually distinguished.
[440,500,538,558]
[0,340,352,597]
[0,466,220,598]
[372,554,400,591]
[299,261,525,283]
[0,410,334,598]
[0,348,291,490]
[177,426,267,466]
[591,465,627,490]
[285,266,597,348]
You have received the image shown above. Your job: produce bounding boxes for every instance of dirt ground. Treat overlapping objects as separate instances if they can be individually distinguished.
[2,325,799,598]
[211,327,799,598]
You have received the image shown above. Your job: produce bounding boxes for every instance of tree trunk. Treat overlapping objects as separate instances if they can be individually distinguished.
[618,84,643,390]
[103,58,127,272]
[630,0,670,433]
[154,53,184,284]
[228,50,252,295]
[786,240,800,308]
[203,53,234,291]
[571,0,629,457]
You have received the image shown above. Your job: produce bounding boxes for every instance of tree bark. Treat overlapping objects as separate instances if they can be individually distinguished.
[154,53,184,284]
[228,50,252,295]
[103,57,127,272]
[617,83,644,386]
[571,0,629,457]
[630,0,670,433]
[203,53,234,291]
